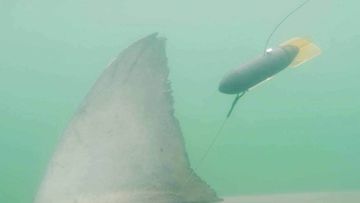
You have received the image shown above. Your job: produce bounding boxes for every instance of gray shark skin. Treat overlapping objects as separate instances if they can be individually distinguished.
[35,33,220,203]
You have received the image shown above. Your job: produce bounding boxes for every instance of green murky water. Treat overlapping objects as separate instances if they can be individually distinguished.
[1,0,359,202]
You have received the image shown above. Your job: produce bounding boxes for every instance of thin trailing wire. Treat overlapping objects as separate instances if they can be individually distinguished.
[263,0,312,54]
[194,118,228,171]
[226,92,246,118]
[184,117,229,185]
[193,92,246,171]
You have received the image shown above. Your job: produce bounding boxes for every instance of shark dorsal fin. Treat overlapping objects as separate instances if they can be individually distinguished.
[35,34,220,203]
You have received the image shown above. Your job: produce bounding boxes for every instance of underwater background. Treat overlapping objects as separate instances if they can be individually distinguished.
[0,0,359,202]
